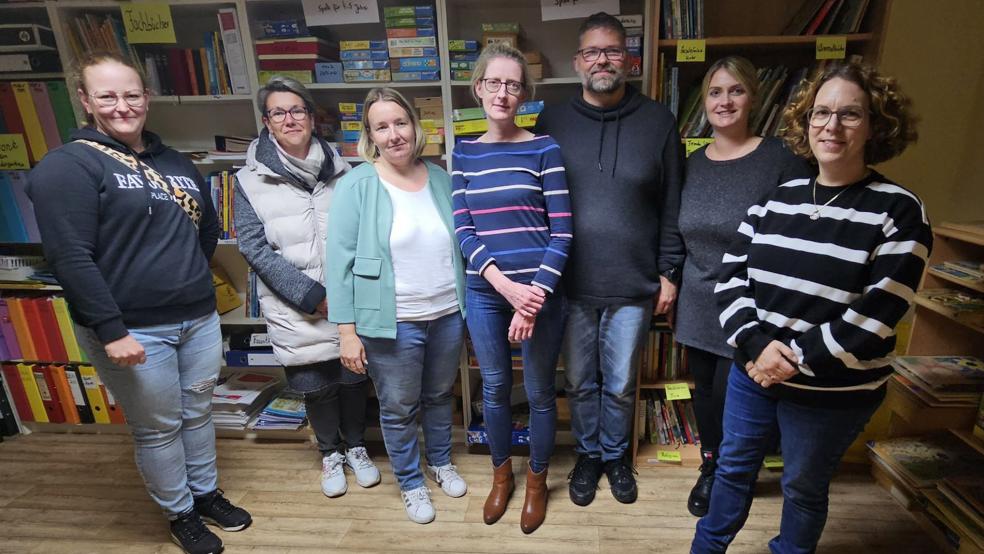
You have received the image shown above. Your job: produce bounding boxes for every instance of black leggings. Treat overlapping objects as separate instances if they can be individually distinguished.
[688,347,731,454]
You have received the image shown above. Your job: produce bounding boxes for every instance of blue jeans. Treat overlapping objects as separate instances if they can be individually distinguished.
[466,287,566,472]
[361,311,464,491]
[75,312,223,519]
[692,366,881,554]
[563,298,652,461]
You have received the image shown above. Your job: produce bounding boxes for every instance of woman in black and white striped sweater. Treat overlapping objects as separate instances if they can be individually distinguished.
[691,62,932,554]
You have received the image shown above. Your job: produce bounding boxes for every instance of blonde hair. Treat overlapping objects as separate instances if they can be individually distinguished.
[701,56,760,122]
[357,87,426,162]
[470,42,535,105]
[71,51,147,125]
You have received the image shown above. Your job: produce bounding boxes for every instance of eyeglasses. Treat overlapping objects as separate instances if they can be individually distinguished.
[576,47,626,62]
[266,107,309,123]
[807,107,866,128]
[480,78,524,96]
[89,90,147,108]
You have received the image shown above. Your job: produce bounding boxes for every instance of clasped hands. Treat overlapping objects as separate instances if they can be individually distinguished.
[745,340,799,388]
[498,280,544,343]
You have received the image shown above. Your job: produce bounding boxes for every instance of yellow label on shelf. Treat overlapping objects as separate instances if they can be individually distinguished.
[120,3,176,44]
[676,39,706,62]
[657,450,683,463]
[341,121,363,131]
[0,134,29,170]
[816,36,847,60]
[665,382,693,401]
[684,138,715,157]
[763,455,784,469]
[338,103,359,114]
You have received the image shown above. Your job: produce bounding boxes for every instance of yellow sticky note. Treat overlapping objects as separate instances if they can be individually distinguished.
[763,455,784,469]
[657,450,682,463]
[676,39,706,62]
[120,3,176,44]
[816,36,846,60]
[0,134,30,170]
[665,382,693,401]
[684,138,715,157]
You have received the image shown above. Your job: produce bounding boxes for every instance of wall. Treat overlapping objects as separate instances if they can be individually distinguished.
[876,0,984,224]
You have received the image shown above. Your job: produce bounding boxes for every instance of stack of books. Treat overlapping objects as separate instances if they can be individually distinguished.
[340,39,389,83]
[385,5,439,82]
[336,102,363,157]
[249,389,306,430]
[929,261,984,285]
[415,96,444,156]
[917,289,984,328]
[892,356,984,408]
[257,35,340,85]
[211,369,281,430]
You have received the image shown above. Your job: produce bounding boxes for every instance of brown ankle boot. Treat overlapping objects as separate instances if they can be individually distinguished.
[520,463,548,534]
[483,458,514,525]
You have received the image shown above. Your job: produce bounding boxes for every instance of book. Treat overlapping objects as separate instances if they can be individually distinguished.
[929,263,983,284]
[869,432,984,489]
[893,356,984,393]
[217,8,249,95]
[944,261,984,279]
[918,288,984,326]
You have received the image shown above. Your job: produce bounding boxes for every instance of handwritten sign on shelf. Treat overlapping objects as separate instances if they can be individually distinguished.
[541,0,620,22]
[0,134,30,170]
[656,450,682,463]
[684,138,714,157]
[816,36,847,60]
[763,455,785,469]
[665,382,693,401]
[676,39,706,62]
[302,0,380,26]
[120,3,176,44]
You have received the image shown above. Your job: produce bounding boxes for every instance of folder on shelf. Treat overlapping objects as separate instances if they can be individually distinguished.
[6,171,41,243]
[19,297,52,362]
[35,298,68,362]
[48,364,80,424]
[10,82,47,163]
[65,365,95,424]
[0,299,23,361]
[50,297,85,362]
[77,364,110,423]
[34,364,65,423]
[100,382,125,424]
[0,82,26,141]
[0,363,32,422]
[44,81,77,143]
[28,81,62,150]
[5,298,37,361]
[16,362,47,422]
[0,175,29,243]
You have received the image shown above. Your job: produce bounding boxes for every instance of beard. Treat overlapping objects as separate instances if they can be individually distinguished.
[580,63,626,94]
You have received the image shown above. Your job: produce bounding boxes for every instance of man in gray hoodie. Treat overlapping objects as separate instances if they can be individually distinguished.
[533,12,685,506]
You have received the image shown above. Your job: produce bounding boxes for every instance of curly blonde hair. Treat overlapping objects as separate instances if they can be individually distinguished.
[780,62,918,165]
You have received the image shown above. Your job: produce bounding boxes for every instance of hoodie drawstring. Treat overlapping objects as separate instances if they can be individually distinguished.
[612,110,621,177]
[597,117,606,172]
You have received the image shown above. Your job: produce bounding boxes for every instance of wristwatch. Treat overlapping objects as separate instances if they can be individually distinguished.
[660,266,681,286]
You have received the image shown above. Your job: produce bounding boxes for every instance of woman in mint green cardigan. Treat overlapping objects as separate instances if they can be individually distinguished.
[326,88,467,526]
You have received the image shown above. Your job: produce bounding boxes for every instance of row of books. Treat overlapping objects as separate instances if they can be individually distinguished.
[1,362,122,425]
[0,171,39,243]
[660,0,704,39]
[782,0,872,36]
[640,330,690,383]
[929,261,984,286]
[642,390,700,446]
[0,296,88,365]
[208,170,239,240]
[0,81,77,164]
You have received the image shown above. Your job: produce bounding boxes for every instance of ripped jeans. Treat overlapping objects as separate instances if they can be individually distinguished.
[75,311,223,519]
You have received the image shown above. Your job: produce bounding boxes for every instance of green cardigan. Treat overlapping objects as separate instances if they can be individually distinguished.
[325,160,466,339]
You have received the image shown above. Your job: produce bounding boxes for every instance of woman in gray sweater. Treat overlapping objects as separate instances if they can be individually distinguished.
[675,57,811,517]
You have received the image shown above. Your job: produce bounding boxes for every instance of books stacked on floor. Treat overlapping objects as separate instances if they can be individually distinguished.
[639,329,689,382]
[249,389,306,430]
[0,172,40,242]
[781,0,872,36]
[336,101,363,157]
[211,369,281,430]
[257,34,340,86]
[659,0,704,39]
[641,389,700,446]
[917,289,984,328]
[868,431,984,551]
[207,170,239,240]
[451,100,543,138]
[0,81,77,165]
[415,96,444,156]
[385,5,439,82]
[339,39,389,83]
[1,362,124,424]
[0,296,88,365]
[892,356,984,408]
[929,261,984,286]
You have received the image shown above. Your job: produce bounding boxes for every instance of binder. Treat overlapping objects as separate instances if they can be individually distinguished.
[34,364,65,423]
[48,364,80,424]
[16,362,47,422]
[0,83,26,141]
[44,81,76,143]
[10,81,47,163]
[6,171,40,243]
[35,298,68,362]
[65,365,94,423]
[77,364,109,423]
[0,174,29,243]
[28,82,62,150]
[100,381,126,424]
[0,363,32,422]
[50,297,84,362]
[0,323,7,361]
[5,298,36,361]
[19,297,51,361]
[0,298,22,360]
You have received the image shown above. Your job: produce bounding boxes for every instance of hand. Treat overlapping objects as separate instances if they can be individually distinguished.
[316,299,328,316]
[655,276,678,315]
[749,340,799,387]
[498,281,545,318]
[104,334,146,367]
[339,325,367,374]
[508,311,536,342]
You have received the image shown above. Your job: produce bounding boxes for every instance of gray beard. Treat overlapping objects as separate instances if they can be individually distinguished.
[581,71,626,94]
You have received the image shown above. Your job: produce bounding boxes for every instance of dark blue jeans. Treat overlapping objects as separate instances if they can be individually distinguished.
[465,287,566,472]
[692,365,881,554]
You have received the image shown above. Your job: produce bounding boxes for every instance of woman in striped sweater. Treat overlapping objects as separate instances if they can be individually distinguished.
[452,43,572,535]
[692,62,931,553]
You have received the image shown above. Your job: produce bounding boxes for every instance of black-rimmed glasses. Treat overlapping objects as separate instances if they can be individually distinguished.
[576,47,626,62]
[480,78,524,96]
[89,90,147,108]
[806,107,866,128]
[266,107,310,123]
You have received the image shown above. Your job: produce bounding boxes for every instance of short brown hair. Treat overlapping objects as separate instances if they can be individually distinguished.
[71,51,147,125]
[701,56,760,120]
[470,42,535,105]
[780,62,918,165]
[577,12,626,43]
[358,87,425,162]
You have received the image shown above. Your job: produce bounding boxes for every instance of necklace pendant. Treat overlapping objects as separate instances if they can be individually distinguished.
[810,210,820,220]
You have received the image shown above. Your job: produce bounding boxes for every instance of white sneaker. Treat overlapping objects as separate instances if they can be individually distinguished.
[401,486,435,524]
[427,463,468,498]
[345,446,381,488]
[321,452,347,497]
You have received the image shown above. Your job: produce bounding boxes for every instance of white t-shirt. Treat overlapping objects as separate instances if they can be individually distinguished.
[379,177,459,321]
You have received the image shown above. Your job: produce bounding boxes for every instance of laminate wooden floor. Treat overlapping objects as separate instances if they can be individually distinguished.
[0,433,938,553]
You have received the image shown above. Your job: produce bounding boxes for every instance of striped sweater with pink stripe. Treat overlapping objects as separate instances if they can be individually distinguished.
[452,135,573,293]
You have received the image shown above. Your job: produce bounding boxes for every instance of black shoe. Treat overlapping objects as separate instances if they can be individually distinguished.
[194,489,253,532]
[688,452,717,517]
[604,456,638,504]
[170,511,224,554]
[568,454,603,506]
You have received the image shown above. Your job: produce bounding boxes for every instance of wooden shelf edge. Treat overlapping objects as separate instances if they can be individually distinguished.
[657,33,875,47]
[912,296,984,335]
[635,441,702,468]
[639,379,696,390]
[0,283,63,291]
[934,225,984,247]
[926,268,984,295]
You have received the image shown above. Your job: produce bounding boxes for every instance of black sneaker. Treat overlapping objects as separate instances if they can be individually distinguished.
[568,454,603,506]
[170,510,224,554]
[604,456,638,504]
[688,452,717,517]
[194,489,253,532]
